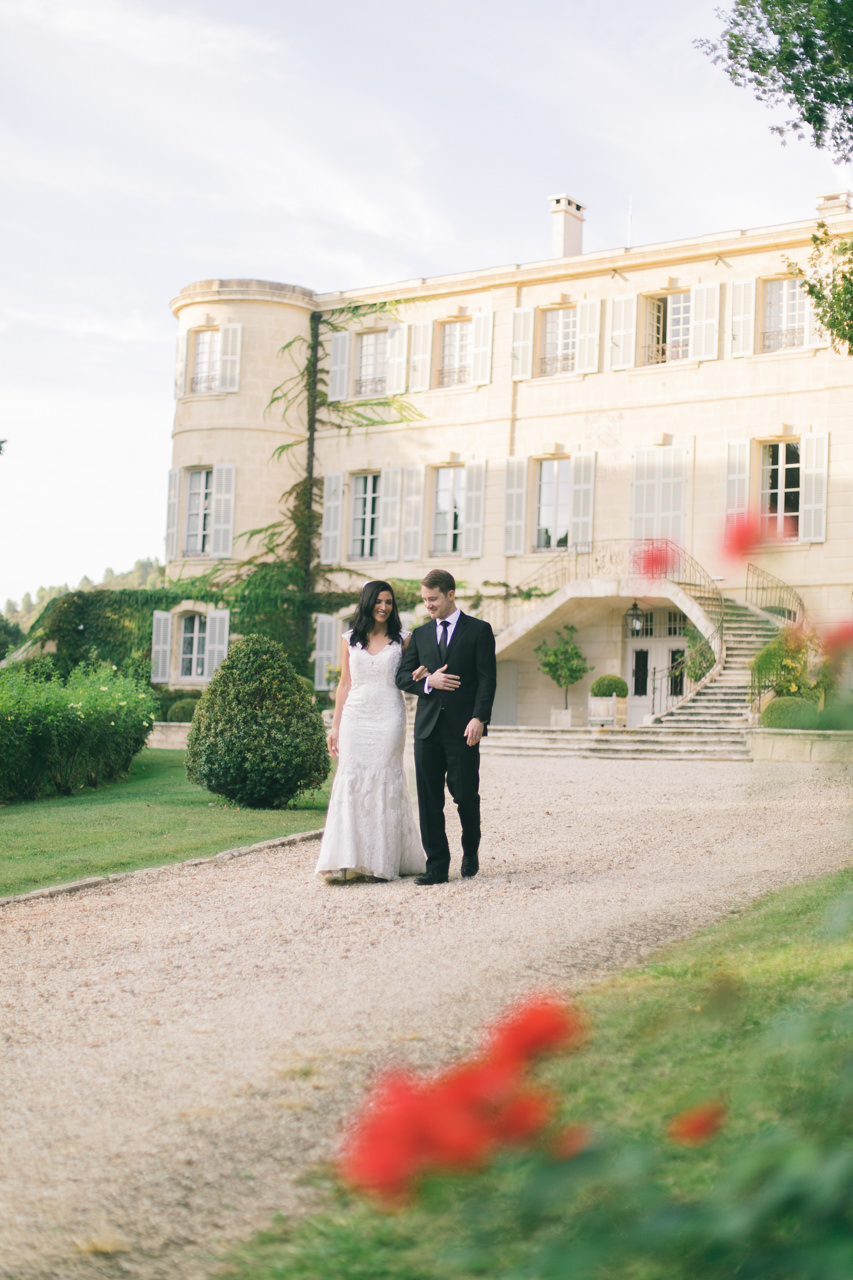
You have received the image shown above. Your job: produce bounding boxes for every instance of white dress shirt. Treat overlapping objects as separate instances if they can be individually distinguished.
[424,607,461,693]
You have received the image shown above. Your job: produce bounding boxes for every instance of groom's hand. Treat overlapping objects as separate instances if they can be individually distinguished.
[464,718,485,746]
[429,664,461,692]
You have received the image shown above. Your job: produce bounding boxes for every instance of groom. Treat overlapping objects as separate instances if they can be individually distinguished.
[396,569,497,885]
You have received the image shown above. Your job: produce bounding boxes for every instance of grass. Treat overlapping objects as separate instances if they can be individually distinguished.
[219,865,853,1280]
[0,748,330,897]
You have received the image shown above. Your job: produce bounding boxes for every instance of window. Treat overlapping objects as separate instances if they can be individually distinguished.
[761,279,807,351]
[540,309,577,376]
[644,294,690,364]
[432,467,466,552]
[351,473,381,559]
[438,321,471,387]
[355,332,388,397]
[536,460,572,549]
[191,330,221,393]
[668,610,686,636]
[760,441,800,538]
[185,468,213,555]
[180,614,207,678]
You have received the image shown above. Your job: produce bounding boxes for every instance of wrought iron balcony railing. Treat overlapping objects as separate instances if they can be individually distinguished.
[761,327,805,352]
[438,366,470,387]
[190,373,219,393]
[354,375,387,396]
[539,353,576,376]
[643,339,690,365]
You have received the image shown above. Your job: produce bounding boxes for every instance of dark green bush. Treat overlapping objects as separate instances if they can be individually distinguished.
[185,634,330,808]
[0,663,156,802]
[760,696,820,729]
[589,675,629,698]
[167,698,200,723]
[818,698,853,731]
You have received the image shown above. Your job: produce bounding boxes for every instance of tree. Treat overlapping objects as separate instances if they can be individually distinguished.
[534,625,592,709]
[697,1,853,162]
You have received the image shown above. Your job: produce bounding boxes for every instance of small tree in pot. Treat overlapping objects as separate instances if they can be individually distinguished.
[535,626,592,711]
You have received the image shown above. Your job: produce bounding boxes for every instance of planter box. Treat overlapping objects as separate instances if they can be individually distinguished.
[550,708,575,728]
[588,696,628,728]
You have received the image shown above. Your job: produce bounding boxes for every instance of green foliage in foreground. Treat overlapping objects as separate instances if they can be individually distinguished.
[186,634,330,809]
[0,749,330,898]
[221,867,853,1280]
[761,695,821,729]
[0,662,155,802]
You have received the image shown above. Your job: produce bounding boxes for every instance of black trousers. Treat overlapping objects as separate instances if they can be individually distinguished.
[414,725,481,878]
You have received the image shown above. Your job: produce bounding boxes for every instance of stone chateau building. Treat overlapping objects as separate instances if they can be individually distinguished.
[157,192,853,729]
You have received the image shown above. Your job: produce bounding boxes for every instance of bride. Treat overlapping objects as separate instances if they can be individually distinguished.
[315,580,427,883]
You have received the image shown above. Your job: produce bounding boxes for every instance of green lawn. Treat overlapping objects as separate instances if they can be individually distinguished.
[220,866,853,1280]
[0,749,330,898]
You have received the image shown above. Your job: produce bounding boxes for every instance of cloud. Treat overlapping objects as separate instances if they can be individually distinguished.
[0,0,282,68]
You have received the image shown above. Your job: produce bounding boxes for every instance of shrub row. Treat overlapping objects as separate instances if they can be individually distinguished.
[0,664,156,802]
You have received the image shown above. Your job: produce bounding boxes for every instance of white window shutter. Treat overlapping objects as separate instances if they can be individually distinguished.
[471,313,494,386]
[328,332,350,402]
[204,610,230,679]
[314,615,338,690]
[511,308,534,381]
[210,464,236,558]
[379,467,402,560]
[504,458,527,556]
[462,462,486,557]
[576,299,601,374]
[631,448,659,541]
[659,447,686,545]
[725,440,751,529]
[386,324,408,394]
[730,280,756,357]
[569,453,595,548]
[320,472,344,563]
[151,611,173,684]
[218,324,242,392]
[611,296,636,370]
[165,469,180,561]
[401,466,425,560]
[800,434,828,543]
[807,298,830,347]
[690,284,719,361]
[174,333,187,399]
[409,322,433,392]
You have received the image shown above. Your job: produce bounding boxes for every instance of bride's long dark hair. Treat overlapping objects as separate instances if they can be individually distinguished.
[349,580,404,649]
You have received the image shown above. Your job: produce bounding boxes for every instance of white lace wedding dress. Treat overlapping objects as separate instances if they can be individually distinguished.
[315,632,426,881]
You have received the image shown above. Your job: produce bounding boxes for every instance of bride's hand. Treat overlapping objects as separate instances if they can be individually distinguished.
[412,665,429,681]
[327,728,339,758]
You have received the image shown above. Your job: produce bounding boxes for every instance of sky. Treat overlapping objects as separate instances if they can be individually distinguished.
[1,0,850,609]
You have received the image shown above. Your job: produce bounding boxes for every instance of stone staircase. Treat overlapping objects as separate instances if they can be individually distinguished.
[483,600,781,762]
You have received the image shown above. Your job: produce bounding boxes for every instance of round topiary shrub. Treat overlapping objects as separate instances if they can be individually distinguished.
[589,675,629,698]
[760,697,820,730]
[186,634,330,808]
[167,698,199,723]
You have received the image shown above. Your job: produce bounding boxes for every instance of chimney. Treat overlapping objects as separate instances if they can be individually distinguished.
[817,191,853,215]
[550,194,586,258]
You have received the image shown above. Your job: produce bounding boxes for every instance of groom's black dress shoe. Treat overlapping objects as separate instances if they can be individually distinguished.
[414,873,449,886]
[461,853,479,878]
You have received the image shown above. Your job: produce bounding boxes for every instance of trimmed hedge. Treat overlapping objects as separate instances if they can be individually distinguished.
[186,634,330,808]
[167,697,200,723]
[760,696,820,730]
[589,675,629,698]
[0,664,156,802]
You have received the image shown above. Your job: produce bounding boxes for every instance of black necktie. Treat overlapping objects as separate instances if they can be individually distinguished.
[438,619,449,663]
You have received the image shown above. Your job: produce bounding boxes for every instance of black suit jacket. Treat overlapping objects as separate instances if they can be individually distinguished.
[396,612,497,741]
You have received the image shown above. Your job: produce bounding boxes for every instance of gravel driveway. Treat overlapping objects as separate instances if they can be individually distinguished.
[1,755,851,1280]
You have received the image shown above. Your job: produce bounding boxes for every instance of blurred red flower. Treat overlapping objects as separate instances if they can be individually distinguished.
[489,997,587,1067]
[635,541,675,579]
[723,513,763,559]
[493,1090,555,1142]
[821,620,853,660]
[667,1100,726,1145]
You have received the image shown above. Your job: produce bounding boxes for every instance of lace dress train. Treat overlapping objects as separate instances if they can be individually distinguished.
[314,634,426,881]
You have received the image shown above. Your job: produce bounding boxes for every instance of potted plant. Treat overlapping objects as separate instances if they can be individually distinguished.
[534,626,592,728]
[588,674,629,728]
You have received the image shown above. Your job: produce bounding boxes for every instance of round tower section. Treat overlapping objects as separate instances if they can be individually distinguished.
[167,279,316,579]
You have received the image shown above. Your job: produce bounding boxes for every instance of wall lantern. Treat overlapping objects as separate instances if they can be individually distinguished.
[625,601,645,634]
